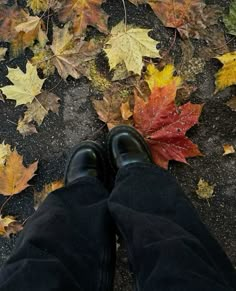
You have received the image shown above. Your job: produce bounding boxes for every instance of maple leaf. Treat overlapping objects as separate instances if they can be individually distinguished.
[215,52,236,92]
[0,149,38,196]
[0,215,23,238]
[93,84,133,129]
[58,0,108,36]
[27,0,50,14]
[145,63,182,90]
[0,7,47,56]
[134,82,203,169]
[0,142,11,166]
[0,47,7,61]
[15,15,48,48]
[1,62,45,106]
[34,180,64,210]
[17,91,60,137]
[104,21,160,75]
[128,0,221,39]
[50,24,101,80]
[224,0,236,36]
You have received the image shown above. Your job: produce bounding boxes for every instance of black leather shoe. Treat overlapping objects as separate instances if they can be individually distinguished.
[64,141,107,186]
[107,125,153,170]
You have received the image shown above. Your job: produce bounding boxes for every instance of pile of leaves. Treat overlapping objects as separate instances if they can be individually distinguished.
[0,0,236,236]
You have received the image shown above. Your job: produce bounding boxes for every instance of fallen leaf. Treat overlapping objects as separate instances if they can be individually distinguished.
[50,24,101,80]
[0,142,11,166]
[93,85,133,129]
[196,178,215,200]
[199,27,229,59]
[27,0,50,14]
[58,0,109,36]
[0,7,47,56]
[0,48,7,61]
[30,43,55,77]
[0,149,38,196]
[215,52,236,92]
[128,0,221,39]
[120,101,133,120]
[1,62,45,106]
[226,96,236,111]
[134,81,203,169]
[223,144,235,156]
[15,15,48,48]
[34,180,64,210]
[104,21,160,75]
[0,215,16,236]
[145,63,182,90]
[224,0,236,36]
[17,91,60,137]
[4,220,23,238]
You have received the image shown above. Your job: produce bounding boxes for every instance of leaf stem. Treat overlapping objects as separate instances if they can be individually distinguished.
[121,0,127,31]
[0,196,12,214]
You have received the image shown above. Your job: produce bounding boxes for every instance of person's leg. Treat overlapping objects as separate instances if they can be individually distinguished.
[107,126,236,291]
[0,142,116,291]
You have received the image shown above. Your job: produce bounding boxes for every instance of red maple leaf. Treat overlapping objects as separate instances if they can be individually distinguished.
[134,82,203,169]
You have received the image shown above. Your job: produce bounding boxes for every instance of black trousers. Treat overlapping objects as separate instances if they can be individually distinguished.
[0,163,235,291]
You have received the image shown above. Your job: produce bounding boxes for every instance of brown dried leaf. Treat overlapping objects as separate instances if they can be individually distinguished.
[93,84,133,130]
[50,24,101,80]
[17,91,60,137]
[226,96,236,111]
[58,0,109,36]
[0,149,38,196]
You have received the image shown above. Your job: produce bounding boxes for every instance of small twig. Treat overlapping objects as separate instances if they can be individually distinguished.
[22,215,32,226]
[0,196,12,214]
[7,119,17,126]
[162,29,177,58]
[121,0,127,31]
[48,79,63,92]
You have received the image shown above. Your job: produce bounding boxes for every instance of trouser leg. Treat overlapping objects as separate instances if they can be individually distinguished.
[0,177,116,291]
[108,163,236,291]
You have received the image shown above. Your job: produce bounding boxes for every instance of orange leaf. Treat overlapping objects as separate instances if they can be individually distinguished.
[58,0,109,36]
[0,149,38,196]
[134,82,203,169]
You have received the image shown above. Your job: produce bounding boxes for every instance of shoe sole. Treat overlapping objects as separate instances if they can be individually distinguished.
[64,141,107,185]
[107,125,153,171]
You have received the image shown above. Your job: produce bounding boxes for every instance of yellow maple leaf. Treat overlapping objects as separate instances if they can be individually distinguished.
[0,142,11,166]
[145,64,182,90]
[104,21,160,75]
[0,149,38,196]
[34,180,64,210]
[27,0,49,14]
[1,62,45,106]
[215,52,236,92]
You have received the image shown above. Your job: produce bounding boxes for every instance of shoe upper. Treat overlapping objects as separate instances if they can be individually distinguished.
[64,143,106,186]
[108,126,152,170]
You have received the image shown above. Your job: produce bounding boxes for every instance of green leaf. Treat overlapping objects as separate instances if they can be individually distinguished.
[224,0,236,36]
